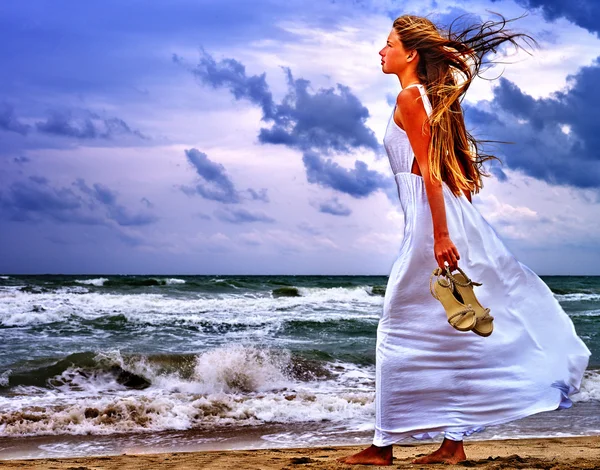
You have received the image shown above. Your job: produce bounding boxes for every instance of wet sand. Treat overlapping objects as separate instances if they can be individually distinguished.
[1,436,599,469]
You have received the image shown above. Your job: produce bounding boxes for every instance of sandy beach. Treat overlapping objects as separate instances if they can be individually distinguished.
[1,436,599,469]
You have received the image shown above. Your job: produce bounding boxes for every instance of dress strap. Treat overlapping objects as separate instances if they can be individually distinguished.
[403,83,432,117]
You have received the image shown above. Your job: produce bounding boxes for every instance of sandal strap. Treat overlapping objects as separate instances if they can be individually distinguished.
[477,308,494,322]
[429,268,454,300]
[447,305,475,324]
[445,266,482,287]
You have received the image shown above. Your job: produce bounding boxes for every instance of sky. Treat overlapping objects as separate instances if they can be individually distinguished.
[1,0,599,275]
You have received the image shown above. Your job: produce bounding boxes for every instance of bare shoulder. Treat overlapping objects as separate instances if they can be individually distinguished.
[396,87,426,118]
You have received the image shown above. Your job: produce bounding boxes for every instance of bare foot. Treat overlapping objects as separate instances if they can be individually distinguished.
[337,444,393,465]
[412,438,466,464]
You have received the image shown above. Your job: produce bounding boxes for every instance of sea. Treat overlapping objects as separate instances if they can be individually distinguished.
[0,274,598,459]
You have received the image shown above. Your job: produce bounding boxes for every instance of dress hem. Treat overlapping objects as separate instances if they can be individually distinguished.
[372,388,573,447]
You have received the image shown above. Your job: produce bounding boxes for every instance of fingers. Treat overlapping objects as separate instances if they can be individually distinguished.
[435,244,461,272]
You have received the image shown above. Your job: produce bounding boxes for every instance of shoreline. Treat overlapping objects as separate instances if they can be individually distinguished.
[1,436,599,469]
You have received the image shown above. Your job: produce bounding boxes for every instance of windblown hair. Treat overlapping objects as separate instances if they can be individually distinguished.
[393,13,536,195]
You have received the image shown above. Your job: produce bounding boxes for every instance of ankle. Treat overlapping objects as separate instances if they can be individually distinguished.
[440,438,464,452]
[372,444,393,455]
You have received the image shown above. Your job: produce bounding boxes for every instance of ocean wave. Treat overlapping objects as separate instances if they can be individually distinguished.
[573,370,600,402]
[0,289,382,327]
[0,386,374,437]
[75,278,109,287]
[554,293,600,302]
[165,278,186,285]
[0,345,597,438]
[569,309,600,317]
[0,346,372,437]
[1,347,333,394]
[272,285,386,298]
[0,276,9,280]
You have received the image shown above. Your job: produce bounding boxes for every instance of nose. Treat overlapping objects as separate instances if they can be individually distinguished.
[379,48,385,57]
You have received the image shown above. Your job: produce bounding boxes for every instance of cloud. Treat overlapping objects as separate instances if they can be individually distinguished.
[179,49,275,120]
[75,179,158,226]
[493,0,600,36]
[183,148,271,204]
[317,197,352,216]
[296,221,322,236]
[246,188,270,202]
[0,103,31,135]
[464,59,600,190]
[140,197,154,208]
[302,151,391,198]
[185,50,379,153]
[184,49,389,202]
[35,109,148,140]
[13,156,30,165]
[0,176,157,227]
[258,68,379,152]
[214,207,275,224]
[183,148,241,203]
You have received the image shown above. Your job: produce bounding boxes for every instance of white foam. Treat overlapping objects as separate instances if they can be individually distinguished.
[0,288,382,327]
[0,344,597,438]
[0,276,9,280]
[569,309,600,317]
[165,278,186,285]
[573,370,600,402]
[0,369,11,387]
[555,293,600,302]
[0,346,375,437]
[75,278,108,287]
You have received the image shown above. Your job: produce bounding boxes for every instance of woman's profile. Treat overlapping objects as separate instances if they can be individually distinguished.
[339,13,591,466]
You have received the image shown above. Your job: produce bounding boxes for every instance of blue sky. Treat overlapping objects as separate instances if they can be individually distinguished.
[1,0,599,275]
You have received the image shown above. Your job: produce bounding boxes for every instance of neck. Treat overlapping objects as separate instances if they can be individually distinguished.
[398,71,420,88]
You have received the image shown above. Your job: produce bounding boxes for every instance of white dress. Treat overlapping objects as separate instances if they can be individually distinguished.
[374,83,591,446]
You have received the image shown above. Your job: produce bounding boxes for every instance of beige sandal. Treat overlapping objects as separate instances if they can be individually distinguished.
[445,266,494,337]
[430,268,476,332]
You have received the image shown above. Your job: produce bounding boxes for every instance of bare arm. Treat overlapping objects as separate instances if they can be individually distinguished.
[397,88,460,271]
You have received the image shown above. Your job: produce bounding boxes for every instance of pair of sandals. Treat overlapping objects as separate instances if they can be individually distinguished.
[429,266,494,337]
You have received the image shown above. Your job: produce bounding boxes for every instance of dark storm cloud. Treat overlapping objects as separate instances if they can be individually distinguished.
[179,49,276,120]
[302,151,391,198]
[214,207,275,224]
[184,148,241,204]
[74,179,157,226]
[318,198,352,216]
[0,103,31,135]
[0,176,157,227]
[491,0,600,36]
[183,148,271,204]
[186,50,387,199]
[35,110,148,140]
[464,59,600,189]
[258,69,379,152]
[184,51,379,153]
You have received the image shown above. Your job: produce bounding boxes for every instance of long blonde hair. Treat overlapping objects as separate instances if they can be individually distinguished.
[393,14,535,195]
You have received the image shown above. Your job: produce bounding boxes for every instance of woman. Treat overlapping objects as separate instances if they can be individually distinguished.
[340,14,591,466]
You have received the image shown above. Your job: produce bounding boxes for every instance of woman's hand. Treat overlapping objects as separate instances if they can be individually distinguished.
[434,235,460,272]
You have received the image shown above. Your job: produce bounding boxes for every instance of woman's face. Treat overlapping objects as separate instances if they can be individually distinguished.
[379,29,410,75]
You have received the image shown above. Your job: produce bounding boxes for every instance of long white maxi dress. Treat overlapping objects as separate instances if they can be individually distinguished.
[374,83,591,446]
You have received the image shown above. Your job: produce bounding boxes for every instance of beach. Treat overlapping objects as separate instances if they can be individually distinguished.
[0,436,599,469]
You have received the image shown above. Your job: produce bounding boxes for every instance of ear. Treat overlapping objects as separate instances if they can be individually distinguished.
[406,49,419,63]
